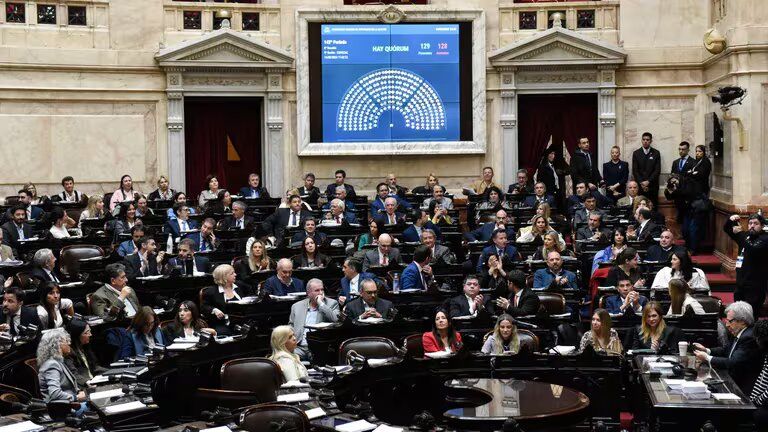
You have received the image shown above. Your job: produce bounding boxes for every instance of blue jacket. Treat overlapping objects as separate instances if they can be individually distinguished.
[184,231,216,252]
[401,222,442,243]
[116,328,167,360]
[164,218,198,240]
[238,186,269,199]
[263,275,304,296]
[532,268,578,291]
[602,160,630,199]
[400,262,426,291]
[116,240,137,257]
[522,194,556,209]
[604,294,648,315]
[339,272,379,297]
[369,196,412,217]
[464,222,515,242]
[476,244,519,273]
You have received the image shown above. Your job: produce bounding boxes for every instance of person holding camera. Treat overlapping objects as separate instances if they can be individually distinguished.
[665,172,703,252]
[724,213,768,314]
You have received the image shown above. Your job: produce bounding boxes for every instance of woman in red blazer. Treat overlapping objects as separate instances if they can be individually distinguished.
[422,309,463,354]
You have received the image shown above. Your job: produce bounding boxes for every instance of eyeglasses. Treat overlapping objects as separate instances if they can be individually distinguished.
[726,318,739,323]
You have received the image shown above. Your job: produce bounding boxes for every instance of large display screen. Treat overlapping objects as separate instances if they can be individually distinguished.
[316,23,463,143]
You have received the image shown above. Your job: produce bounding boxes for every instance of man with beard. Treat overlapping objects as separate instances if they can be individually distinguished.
[724,214,768,314]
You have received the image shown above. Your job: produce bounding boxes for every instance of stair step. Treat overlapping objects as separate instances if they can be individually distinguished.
[692,254,721,268]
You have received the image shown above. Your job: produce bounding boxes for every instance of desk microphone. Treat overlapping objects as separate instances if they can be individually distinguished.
[509,317,538,329]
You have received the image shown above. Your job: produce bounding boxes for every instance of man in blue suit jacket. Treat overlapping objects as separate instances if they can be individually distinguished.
[238,173,270,199]
[401,245,432,291]
[402,209,441,243]
[374,197,406,228]
[522,183,557,209]
[323,199,358,225]
[533,251,578,291]
[3,190,43,222]
[465,210,515,242]
[339,258,379,303]
[117,226,144,257]
[476,229,519,274]
[604,277,648,315]
[369,183,411,217]
[164,203,198,240]
[263,258,305,296]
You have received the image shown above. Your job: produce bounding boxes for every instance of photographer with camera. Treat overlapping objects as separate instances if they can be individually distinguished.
[664,171,705,254]
[724,214,768,314]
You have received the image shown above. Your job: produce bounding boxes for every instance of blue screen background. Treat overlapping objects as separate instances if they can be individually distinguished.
[321,24,460,143]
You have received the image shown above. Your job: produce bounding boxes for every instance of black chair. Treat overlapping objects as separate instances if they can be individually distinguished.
[238,403,311,432]
[220,357,283,403]
[517,329,540,353]
[338,336,400,365]
[403,334,424,359]
[59,244,104,279]
[537,292,567,315]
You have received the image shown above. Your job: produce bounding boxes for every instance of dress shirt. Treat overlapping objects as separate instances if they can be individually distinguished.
[465,294,476,315]
[349,274,360,295]
[198,233,210,251]
[15,224,25,241]
[49,225,70,239]
[107,284,136,317]
[45,268,60,283]
[549,163,559,189]
[378,250,389,266]
[514,290,523,308]
[289,211,300,227]
[300,306,319,346]
[678,157,688,171]
[4,312,20,335]
[235,217,245,229]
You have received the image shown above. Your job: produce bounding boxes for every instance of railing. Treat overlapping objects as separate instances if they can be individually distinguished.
[164,0,280,34]
[0,0,108,27]
[499,0,619,44]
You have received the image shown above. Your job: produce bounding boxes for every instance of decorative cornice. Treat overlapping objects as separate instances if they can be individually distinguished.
[182,43,271,62]
[518,41,600,60]
[517,71,597,84]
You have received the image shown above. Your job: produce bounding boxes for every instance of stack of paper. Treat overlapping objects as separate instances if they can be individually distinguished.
[104,401,146,414]
[282,380,310,388]
[549,346,576,355]
[89,388,124,400]
[276,392,310,403]
[681,381,710,400]
[713,393,741,402]
[304,407,326,420]
[335,420,377,432]
[357,317,385,324]
[0,421,45,432]
[647,361,675,375]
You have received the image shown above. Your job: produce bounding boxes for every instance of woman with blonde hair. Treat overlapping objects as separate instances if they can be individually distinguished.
[148,175,175,201]
[518,215,565,248]
[625,302,682,353]
[579,309,623,355]
[666,278,706,316]
[532,232,571,260]
[201,264,251,335]
[237,239,275,277]
[412,173,440,195]
[269,325,307,382]
[78,195,105,230]
[481,314,520,355]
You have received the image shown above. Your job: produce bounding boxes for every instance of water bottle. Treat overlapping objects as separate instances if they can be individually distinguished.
[392,273,400,293]
[166,234,173,254]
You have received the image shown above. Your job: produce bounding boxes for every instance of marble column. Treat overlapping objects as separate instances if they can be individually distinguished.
[264,70,284,195]
[166,71,186,191]
[598,67,618,166]
[499,69,518,186]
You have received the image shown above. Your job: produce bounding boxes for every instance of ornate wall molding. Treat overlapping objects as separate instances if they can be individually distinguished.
[183,76,266,87]
[181,44,271,62]
[518,41,600,60]
[517,72,597,84]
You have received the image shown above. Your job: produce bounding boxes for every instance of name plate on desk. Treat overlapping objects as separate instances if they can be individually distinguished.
[0,421,45,432]
[104,400,146,414]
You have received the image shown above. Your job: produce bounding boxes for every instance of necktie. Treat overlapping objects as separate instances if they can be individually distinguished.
[389,215,395,224]
[200,234,207,251]
[237,219,243,229]
[679,158,685,171]
[729,338,739,358]
[497,249,504,258]
[181,220,188,232]
[291,212,297,226]
[514,295,519,307]
[336,216,341,224]
[382,254,388,266]
[585,152,591,169]
[7,315,16,336]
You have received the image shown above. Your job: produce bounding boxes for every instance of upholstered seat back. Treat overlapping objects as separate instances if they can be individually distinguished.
[239,403,310,432]
[537,292,566,315]
[59,245,104,277]
[338,336,399,365]
[220,357,282,403]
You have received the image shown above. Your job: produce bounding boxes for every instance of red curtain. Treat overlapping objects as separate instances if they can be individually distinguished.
[184,98,262,197]
[517,93,598,177]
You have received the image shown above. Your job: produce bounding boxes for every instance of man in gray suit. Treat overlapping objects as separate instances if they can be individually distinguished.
[90,263,140,318]
[421,229,455,266]
[362,234,402,272]
[344,279,395,322]
[0,230,14,261]
[289,278,340,360]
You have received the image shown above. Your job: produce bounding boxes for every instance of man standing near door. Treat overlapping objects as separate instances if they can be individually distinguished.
[631,132,662,206]
[570,137,602,194]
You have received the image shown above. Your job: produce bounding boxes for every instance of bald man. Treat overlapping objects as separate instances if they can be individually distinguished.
[263,258,305,296]
[362,234,403,272]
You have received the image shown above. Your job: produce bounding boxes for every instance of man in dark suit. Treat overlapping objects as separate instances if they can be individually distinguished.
[30,248,62,284]
[572,196,606,227]
[322,186,356,212]
[603,277,648,315]
[219,201,254,231]
[570,137,602,194]
[164,203,198,241]
[1,205,33,254]
[0,286,41,336]
[464,210,515,242]
[185,218,219,252]
[576,213,611,242]
[343,279,395,321]
[645,230,687,262]
[370,183,410,217]
[631,132,662,206]
[628,208,662,242]
[507,169,534,195]
[362,234,402,272]
[694,301,761,395]
[522,182,556,209]
[448,275,491,318]
[324,169,357,201]
[401,245,432,291]
[91,263,141,318]
[294,172,321,206]
[2,190,43,223]
[262,195,312,243]
[493,270,541,317]
[671,141,695,176]
[165,238,211,275]
[421,229,456,266]
[323,199,358,225]
[602,146,629,202]
[374,197,405,228]
[386,173,409,198]
[402,209,441,243]
[263,258,305,296]
[238,173,270,199]
[339,259,378,304]
[723,214,768,313]
[476,229,519,274]
[124,237,164,280]
[117,225,144,257]
[290,218,328,247]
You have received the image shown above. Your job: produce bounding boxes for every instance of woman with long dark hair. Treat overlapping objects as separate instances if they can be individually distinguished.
[579,308,622,355]
[112,202,141,242]
[591,228,628,275]
[291,237,331,269]
[688,144,712,196]
[422,309,462,354]
[652,250,709,291]
[123,306,167,358]
[110,174,138,211]
[666,279,705,316]
[163,301,216,340]
[37,283,74,330]
[65,318,103,386]
[604,247,644,287]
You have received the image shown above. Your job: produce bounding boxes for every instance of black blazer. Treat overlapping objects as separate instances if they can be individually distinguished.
[602,160,629,196]
[1,221,33,252]
[296,186,321,204]
[124,253,160,280]
[576,226,611,242]
[30,266,63,284]
[291,253,331,269]
[501,289,541,317]
[165,256,212,275]
[710,326,762,395]
[570,151,602,190]
[671,156,696,175]
[343,297,394,320]
[631,147,662,186]
[200,284,253,328]
[604,266,643,287]
[635,221,662,242]
[325,183,357,201]
[261,208,313,241]
[536,161,560,194]
[147,189,176,201]
[447,294,491,319]
[686,157,712,195]
[0,306,41,335]
[624,324,682,353]
[219,215,254,231]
